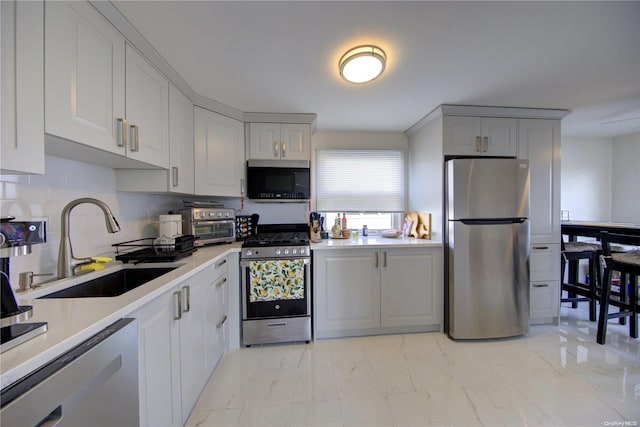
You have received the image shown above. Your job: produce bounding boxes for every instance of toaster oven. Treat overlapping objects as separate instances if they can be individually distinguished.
[176,208,235,246]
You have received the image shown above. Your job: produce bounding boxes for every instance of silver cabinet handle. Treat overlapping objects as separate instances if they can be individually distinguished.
[533,283,549,288]
[375,252,379,268]
[482,136,488,152]
[215,277,227,288]
[475,136,481,152]
[532,246,549,250]
[173,291,182,320]
[215,258,227,268]
[172,167,179,187]
[129,124,139,152]
[274,141,279,157]
[216,315,228,329]
[181,285,190,313]
[383,251,387,268]
[281,142,286,158]
[117,118,127,147]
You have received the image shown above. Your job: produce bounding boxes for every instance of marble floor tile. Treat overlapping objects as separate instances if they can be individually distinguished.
[187,304,639,427]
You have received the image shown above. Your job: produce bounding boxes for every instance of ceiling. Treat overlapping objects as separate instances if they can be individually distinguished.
[111,1,640,138]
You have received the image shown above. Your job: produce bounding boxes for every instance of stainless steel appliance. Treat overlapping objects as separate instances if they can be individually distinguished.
[176,207,235,246]
[0,318,138,427]
[240,224,311,346]
[1,218,48,352]
[246,159,310,201]
[445,158,530,339]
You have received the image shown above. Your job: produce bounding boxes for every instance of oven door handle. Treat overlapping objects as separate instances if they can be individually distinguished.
[240,257,310,267]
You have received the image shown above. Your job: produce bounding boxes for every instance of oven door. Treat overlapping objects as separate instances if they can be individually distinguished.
[193,219,235,245]
[240,258,310,319]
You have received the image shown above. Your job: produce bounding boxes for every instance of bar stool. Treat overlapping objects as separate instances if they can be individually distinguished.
[597,232,640,344]
[561,239,600,321]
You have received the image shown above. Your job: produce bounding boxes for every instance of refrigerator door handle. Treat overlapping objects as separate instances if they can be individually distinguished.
[459,218,527,225]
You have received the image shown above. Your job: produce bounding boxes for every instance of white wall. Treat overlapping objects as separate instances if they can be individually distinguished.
[0,156,182,289]
[611,131,640,223]
[406,117,443,241]
[560,136,612,221]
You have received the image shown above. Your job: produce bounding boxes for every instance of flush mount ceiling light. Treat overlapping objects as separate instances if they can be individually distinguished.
[339,45,386,84]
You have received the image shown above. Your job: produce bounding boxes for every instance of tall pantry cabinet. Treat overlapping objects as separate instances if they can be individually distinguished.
[407,105,570,326]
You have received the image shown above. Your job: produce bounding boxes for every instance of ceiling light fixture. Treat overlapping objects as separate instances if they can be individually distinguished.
[339,45,386,84]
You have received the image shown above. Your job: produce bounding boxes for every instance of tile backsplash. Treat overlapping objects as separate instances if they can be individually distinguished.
[1,156,182,289]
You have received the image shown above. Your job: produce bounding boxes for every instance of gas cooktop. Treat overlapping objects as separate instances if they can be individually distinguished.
[241,224,309,247]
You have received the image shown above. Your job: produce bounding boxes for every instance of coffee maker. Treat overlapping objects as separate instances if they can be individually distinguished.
[1,217,48,353]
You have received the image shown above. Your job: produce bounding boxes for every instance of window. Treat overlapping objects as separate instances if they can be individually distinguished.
[316,149,405,212]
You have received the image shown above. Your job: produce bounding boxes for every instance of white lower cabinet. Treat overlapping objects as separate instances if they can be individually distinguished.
[134,288,182,427]
[529,244,560,324]
[133,256,230,427]
[314,247,442,338]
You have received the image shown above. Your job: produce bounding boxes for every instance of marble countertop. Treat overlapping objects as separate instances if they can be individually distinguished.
[1,243,241,389]
[311,235,442,250]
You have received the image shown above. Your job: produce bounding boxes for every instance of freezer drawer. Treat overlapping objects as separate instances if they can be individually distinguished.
[448,220,530,339]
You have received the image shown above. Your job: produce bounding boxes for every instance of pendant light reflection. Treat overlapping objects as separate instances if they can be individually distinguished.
[339,45,386,84]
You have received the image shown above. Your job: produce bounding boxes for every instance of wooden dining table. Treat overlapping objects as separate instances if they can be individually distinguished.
[561,221,640,240]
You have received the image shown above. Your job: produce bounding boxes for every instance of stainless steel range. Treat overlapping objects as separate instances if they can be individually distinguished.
[240,224,311,346]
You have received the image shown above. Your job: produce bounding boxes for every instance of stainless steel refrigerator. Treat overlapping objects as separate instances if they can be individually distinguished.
[445,158,530,339]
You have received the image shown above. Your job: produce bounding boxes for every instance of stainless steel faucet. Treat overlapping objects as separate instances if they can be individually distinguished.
[57,198,121,278]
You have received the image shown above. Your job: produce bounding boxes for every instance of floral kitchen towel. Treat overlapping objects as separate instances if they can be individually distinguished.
[249,259,305,302]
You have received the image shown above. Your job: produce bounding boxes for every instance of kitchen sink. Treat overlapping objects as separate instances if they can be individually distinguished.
[38,267,178,299]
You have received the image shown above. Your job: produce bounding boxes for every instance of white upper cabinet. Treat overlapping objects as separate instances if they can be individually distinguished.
[248,123,310,160]
[194,107,245,197]
[1,0,45,174]
[45,1,169,168]
[124,44,170,168]
[168,84,195,194]
[443,116,517,156]
[518,119,561,243]
[45,1,126,156]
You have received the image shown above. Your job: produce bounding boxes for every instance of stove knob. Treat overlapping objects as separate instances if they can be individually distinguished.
[299,248,305,255]
[199,212,206,218]
[284,249,290,255]
[245,250,252,256]
[292,248,298,255]
[209,212,215,217]
[225,212,230,217]
[218,212,223,217]
[275,249,282,256]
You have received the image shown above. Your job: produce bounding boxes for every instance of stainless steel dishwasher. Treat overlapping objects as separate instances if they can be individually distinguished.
[0,318,139,427]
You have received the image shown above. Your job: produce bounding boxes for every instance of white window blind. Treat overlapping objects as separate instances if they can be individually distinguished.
[316,149,405,212]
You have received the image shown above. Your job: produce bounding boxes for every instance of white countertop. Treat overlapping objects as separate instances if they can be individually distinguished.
[1,243,241,389]
[311,235,442,250]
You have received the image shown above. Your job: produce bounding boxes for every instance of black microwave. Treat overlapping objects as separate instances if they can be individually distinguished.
[246,159,310,201]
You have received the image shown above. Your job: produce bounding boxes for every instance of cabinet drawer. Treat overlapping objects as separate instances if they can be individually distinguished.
[530,244,560,282]
[530,280,559,319]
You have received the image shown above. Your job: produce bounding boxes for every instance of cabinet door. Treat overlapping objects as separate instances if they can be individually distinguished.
[45,1,126,155]
[280,124,310,160]
[381,248,442,328]
[169,83,195,193]
[314,249,380,336]
[443,116,482,155]
[194,107,245,197]
[134,291,182,427]
[481,117,517,156]
[125,44,169,168]
[1,0,44,174]
[179,280,208,424]
[518,119,561,243]
[248,123,281,159]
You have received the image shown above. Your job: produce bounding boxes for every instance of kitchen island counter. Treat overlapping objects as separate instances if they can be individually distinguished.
[1,243,241,389]
[311,235,442,250]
